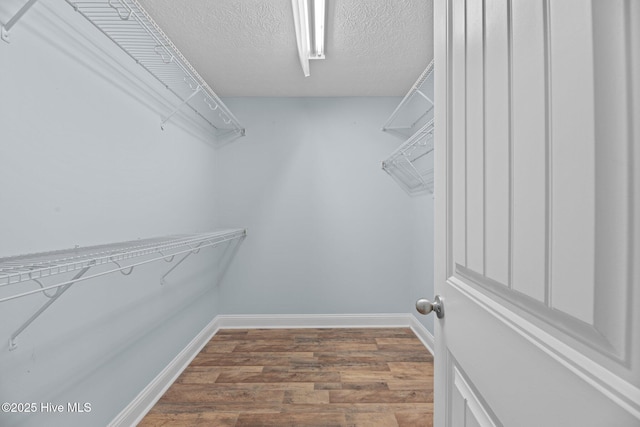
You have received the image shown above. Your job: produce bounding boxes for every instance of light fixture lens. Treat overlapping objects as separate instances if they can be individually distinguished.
[313,0,325,58]
[292,0,325,76]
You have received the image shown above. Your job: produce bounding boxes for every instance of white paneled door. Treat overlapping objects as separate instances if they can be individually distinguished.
[432,0,640,426]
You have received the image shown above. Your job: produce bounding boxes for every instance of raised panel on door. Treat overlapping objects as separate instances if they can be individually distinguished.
[510,0,547,304]
[437,0,640,424]
[483,0,510,287]
[548,0,597,327]
[451,0,466,268]
[449,363,498,427]
[450,0,636,372]
[464,0,484,275]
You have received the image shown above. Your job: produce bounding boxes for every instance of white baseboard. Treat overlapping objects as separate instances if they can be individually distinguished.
[218,313,435,356]
[109,313,435,425]
[215,313,414,329]
[408,314,435,355]
[108,316,223,427]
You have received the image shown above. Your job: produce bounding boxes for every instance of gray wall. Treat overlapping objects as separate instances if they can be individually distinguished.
[0,1,230,426]
[215,98,434,320]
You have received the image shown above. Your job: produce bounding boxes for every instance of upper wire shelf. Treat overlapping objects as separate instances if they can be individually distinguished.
[382,60,434,139]
[0,229,246,302]
[382,120,434,196]
[64,0,245,141]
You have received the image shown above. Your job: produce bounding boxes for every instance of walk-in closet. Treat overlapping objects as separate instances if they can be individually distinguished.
[3,1,639,426]
[1,1,435,425]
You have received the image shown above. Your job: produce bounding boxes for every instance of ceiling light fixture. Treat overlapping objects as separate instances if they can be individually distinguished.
[291,0,326,77]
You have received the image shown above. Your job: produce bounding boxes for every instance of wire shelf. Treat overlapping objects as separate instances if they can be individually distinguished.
[65,0,245,140]
[1,229,246,350]
[382,120,434,196]
[0,229,246,302]
[382,60,434,139]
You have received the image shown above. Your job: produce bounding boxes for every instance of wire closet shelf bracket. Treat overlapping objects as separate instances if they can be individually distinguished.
[381,59,434,139]
[0,0,39,42]
[0,229,247,351]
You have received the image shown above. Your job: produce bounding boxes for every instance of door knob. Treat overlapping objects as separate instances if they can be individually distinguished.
[416,295,444,318]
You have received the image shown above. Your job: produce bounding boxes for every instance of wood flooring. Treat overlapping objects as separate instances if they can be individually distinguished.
[140,328,434,427]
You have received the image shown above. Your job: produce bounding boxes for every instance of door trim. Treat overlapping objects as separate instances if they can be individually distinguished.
[448,275,640,420]
[455,265,627,363]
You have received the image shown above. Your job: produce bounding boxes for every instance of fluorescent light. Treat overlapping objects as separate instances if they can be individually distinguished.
[292,0,326,77]
[312,0,325,59]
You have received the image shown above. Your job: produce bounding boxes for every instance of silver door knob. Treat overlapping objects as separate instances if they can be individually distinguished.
[416,295,444,318]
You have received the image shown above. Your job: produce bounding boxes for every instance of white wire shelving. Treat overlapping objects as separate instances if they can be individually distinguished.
[382,60,434,139]
[2,0,245,142]
[68,0,245,140]
[0,229,246,350]
[382,120,434,196]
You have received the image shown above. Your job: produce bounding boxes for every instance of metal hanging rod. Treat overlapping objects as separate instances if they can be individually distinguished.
[63,0,245,138]
[381,59,435,134]
[1,229,247,350]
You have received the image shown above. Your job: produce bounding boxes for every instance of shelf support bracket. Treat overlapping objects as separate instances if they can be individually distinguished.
[160,85,202,130]
[160,243,203,285]
[1,0,40,43]
[9,262,94,351]
[414,89,434,105]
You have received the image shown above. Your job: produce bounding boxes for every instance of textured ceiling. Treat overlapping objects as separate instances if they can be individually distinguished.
[136,0,433,97]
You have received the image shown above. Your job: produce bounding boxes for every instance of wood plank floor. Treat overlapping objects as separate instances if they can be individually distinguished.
[140,328,433,427]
